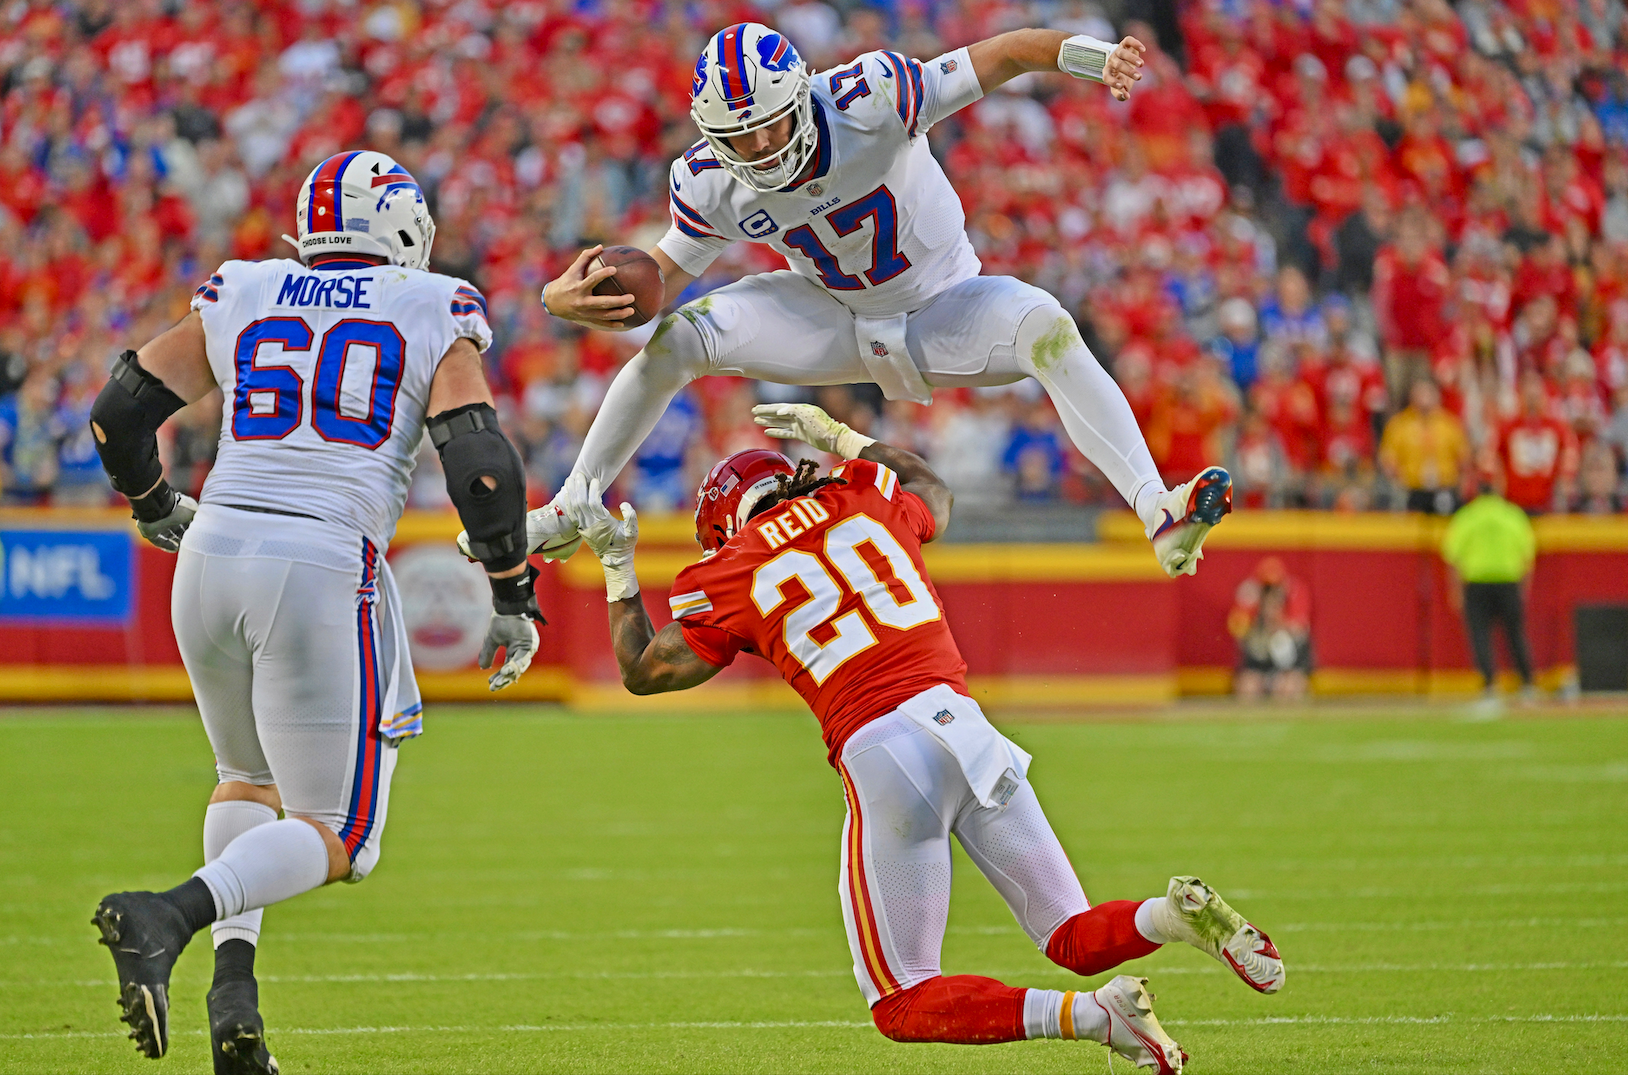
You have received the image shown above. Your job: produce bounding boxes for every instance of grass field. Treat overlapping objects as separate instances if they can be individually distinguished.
[1,703,1625,1074]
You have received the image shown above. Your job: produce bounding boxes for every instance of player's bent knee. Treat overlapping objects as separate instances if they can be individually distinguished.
[870,981,929,1042]
[289,815,356,884]
[1014,302,1093,378]
[641,309,712,379]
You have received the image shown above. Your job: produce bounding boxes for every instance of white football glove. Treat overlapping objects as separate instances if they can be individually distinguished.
[134,490,198,553]
[750,403,875,460]
[478,611,538,691]
[565,480,640,602]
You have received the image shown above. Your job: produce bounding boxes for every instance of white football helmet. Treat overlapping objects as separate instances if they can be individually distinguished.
[690,23,816,193]
[292,150,435,269]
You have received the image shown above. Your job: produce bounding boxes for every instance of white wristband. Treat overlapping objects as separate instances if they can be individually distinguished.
[603,559,639,603]
[833,428,876,461]
[1058,35,1116,83]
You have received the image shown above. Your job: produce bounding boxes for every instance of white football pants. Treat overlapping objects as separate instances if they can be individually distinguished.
[172,505,421,881]
[571,271,1162,508]
[836,697,1090,1007]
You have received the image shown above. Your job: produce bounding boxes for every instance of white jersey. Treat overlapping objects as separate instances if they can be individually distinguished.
[658,47,985,318]
[190,257,492,548]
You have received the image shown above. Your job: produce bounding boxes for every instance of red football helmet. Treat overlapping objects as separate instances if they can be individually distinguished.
[694,449,795,553]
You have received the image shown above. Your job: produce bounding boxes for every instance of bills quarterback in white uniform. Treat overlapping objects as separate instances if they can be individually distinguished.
[512,23,1231,576]
[87,151,545,1074]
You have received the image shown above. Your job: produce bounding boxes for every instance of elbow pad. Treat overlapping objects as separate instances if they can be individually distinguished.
[90,350,187,498]
[429,402,529,573]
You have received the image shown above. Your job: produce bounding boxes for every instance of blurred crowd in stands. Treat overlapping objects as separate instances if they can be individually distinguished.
[2,0,1627,519]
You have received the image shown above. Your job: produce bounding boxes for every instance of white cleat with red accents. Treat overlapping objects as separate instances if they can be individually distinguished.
[1091,975,1186,1073]
[1150,875,1285,994]
[1147,466,1232,578]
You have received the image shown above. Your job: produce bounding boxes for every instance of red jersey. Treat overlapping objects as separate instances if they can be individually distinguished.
[669,459,968,765]
[1498,415,1577,512]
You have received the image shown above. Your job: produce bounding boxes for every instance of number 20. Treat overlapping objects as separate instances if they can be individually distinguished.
[233,316,405,448]
[751,513,940,683]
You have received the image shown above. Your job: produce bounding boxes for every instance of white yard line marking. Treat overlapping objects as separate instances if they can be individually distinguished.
[994,961,1628,978]
[1162,1014,1628,1027]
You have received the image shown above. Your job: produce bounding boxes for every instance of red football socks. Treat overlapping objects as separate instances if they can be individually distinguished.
[1045,900,1161,976]
[870,975,1027,1044]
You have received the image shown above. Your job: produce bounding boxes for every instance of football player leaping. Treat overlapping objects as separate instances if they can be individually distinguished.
[87,151,542,1073]
[565,404,1282,1072]
[503,23,1231,571]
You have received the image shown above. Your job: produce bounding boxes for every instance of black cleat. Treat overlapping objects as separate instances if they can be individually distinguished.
[92,891,196,1059]
[208,977,279,1075]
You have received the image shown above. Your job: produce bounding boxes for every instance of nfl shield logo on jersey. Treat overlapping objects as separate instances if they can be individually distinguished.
[940,58,958,73]
[933,709,954,726]
[871,340,890,358]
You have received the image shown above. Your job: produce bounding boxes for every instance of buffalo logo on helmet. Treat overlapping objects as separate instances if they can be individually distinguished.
[691,54,708,98]
[756,33,798,72]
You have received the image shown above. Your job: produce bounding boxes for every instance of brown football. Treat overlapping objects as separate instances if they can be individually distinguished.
[589,246,665,328]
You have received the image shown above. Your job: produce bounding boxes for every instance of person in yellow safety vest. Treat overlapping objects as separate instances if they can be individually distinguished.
[1442,479,1538,698]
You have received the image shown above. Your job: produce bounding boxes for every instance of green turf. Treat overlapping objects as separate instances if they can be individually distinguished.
[1,704,1625,1074]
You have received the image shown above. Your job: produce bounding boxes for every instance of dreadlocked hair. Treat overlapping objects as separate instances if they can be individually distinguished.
[745,459,847,522]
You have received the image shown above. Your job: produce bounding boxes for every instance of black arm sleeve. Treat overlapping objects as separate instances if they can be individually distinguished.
[89,350,188,515]
[429,402,530,574]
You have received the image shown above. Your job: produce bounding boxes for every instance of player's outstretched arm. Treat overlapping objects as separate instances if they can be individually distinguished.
[751,403,953,540]
[541,245,696,331]
[427,338,543,691]
[566,487,723,695]
[967,29,1145,101]
[90,311,218,552]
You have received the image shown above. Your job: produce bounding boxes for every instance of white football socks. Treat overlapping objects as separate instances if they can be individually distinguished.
[1011,309,1166,525]
[1023,987,1110,1042]
[193,817,330,920]
[1135,896,1176,944]
[202,800,278,948]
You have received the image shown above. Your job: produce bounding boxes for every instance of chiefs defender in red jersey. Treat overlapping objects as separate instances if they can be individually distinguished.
[566,404,1283,1072]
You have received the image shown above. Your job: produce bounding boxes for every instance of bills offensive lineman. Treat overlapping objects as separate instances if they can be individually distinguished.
[504,24,1231,569]
[87,151,542,1073]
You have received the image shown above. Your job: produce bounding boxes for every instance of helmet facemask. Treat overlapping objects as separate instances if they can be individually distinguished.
[694,73,816,193]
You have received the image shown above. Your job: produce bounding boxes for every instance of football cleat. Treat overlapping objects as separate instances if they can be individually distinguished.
[1147,466,1232,578]
[208,977,279,1075]
[456,501,582,563]
[1091,975,1186,1073]
[1149,875,1285,994]
[92,892,198,1059]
